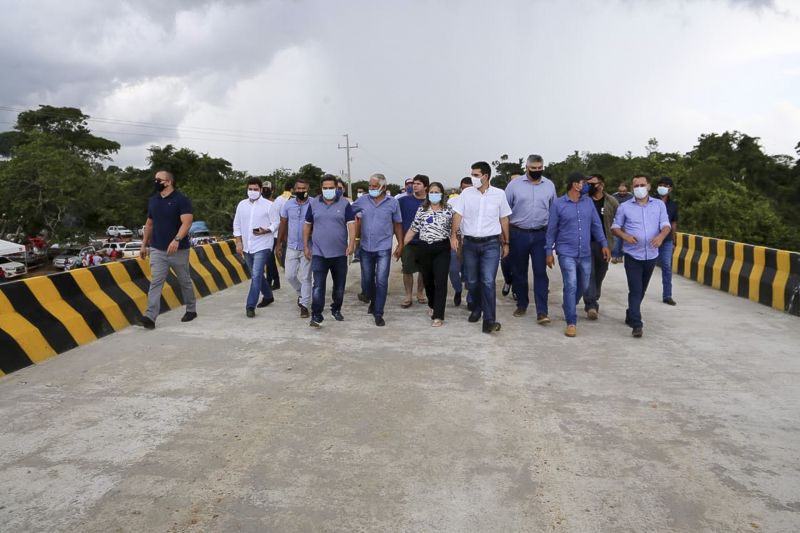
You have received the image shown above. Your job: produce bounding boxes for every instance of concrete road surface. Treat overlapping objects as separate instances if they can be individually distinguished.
[1,261,798,532]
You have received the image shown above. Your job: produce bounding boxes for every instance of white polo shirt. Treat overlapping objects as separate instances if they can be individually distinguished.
[233,196,279,253]
[449,185,512,238]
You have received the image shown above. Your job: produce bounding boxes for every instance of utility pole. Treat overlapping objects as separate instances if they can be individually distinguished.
[338,133,358,198]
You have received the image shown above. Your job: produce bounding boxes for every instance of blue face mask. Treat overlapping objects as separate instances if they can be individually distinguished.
[428,192,442,204]
[335,188,343,199]
[581,183,590,195]
[406,186,413,194]
[322,189,336,200]
[368,189,381,198]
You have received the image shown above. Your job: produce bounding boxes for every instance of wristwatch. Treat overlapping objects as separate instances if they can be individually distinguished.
[173,237,182,242]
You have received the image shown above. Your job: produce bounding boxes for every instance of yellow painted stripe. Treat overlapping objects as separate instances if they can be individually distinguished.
[0,291,56,363]
[22,277,96,345]
[697,237,711,285]
[728,243,745,297]
[189,250,220,293]
[772,250,790,311]
[201,244,235,287]
[683,234,696,279]
[711,239,726,290]
[749,246,766,303]
[672,233,683,273]
[68,269,130,331]
[137,259,180,309]
[106,262,148,313]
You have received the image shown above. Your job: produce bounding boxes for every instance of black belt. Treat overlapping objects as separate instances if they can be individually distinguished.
[511,225,546,232]
[464,235,500,243]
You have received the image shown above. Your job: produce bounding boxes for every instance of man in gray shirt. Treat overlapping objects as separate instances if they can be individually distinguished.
[504,154,557,324]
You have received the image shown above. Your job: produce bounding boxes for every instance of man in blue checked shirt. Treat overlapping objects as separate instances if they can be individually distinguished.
[545,172,609,338]
[611,174,672,338]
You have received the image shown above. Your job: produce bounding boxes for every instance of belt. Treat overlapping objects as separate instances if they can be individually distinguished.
[464,235,500,243]
[511,225,546,232]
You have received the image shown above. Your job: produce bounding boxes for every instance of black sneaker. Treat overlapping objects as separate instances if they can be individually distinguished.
[270,280,280,290]
[468,310,482,323]
[467,300,476,312]
[181,311,197,322]
[332,311,344,321]
[257,297,274,308]
[502,283,511,296]
[367,302,375,315]
[536,313,551,325]
[139,316,155,329]
[374,316,386,327]
[299,305,309,318]
[310,316,323,328]
[513,307,526,317]
[663,297,677,306]
[482,321,501,333]
[357,292,369,303]
[632,327,643,338]
[246,308,255,318]
[453,291,462,306]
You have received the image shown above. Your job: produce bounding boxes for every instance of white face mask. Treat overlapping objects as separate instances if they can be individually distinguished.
[657,186,669,196]
[633,186,649,199]
[471,176,483,188]
[247,190,261,201]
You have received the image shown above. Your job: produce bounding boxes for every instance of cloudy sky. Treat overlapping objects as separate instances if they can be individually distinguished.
[1,0,798,187]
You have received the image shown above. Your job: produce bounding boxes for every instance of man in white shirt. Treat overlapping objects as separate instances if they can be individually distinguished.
[233,177,279,317]
[450,161,512,334]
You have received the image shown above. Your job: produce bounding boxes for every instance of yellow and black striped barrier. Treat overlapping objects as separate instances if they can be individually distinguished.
[0,240,249,376]
[673,232,800,316]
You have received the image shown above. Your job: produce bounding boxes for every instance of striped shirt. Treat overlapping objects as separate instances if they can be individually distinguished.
[410,205,453,244]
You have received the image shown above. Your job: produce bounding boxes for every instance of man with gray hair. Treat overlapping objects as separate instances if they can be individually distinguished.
[504,154,557,324]
[352,173,404,326]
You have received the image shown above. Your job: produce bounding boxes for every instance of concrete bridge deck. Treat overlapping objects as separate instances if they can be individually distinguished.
[0,262,798,532]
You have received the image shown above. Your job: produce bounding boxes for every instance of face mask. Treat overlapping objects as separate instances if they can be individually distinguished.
[295,191,307,201]
[247,190,261,201]
[471,177,483,188]
[580,183,590,195]
[368,189,381,198]
[588,184,598,196]
[428,192,442,204]
[633,186,649,199]
[322,189,336,200]
[528,170,543,180]
[405,185,413,194]
[262,188,272,198]
[154,181,166,192]
[336,189,343,199]
[657,186,669,196]
[357,192,364,198]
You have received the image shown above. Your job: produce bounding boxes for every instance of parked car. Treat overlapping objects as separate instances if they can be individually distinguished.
[99,242,125,255]
[53,246,95,270]
[106,226,133,238]
[120,241,143,258]
[0,256,27,279]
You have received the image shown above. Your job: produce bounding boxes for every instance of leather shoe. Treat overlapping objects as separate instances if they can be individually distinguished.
[468,310,482,323]
[663,297,677,306]
[181,311,197,322]
[367,302,375,315]
[299,305,309,318]
[632,327,643,338]
[564,324,577,337]
[270,280,280,290]
[257,297,274,308]
[453,291,462,306]
[139,316,155,329]
[513,307,526,317]
[332,311,344,321]
[482,321,501,333]
[502,283,511,296]
[536,313,551,325]
[586,308,598,320]
[467,300,475,312]
[246,308,255,318]
[374,316,386,327]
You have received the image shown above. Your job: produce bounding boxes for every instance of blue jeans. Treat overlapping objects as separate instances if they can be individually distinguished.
[612,236,624,258]
[508,227,548,314]
[558,255,591,325]
[311,255,348,321]
[244,249,274,309]
[658,239,674,300]
[624,254,657,329]
[462,238,501,323]
[359,248,392,317]
[449,249,463,293]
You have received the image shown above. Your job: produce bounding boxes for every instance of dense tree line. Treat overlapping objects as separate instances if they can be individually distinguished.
[0,106,797,250]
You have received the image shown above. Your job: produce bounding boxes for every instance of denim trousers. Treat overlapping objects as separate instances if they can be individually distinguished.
[359,248,392,318]
[508,227,548,314]
[582,240,609,312]
[558,254,592,325]
[658,239,674,300]
[243,249,274,309]
[462,238,501,323]
[311,255,348,321]
[624,254,657,329]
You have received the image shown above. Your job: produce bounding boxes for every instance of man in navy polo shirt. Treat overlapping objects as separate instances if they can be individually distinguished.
[138,170,197,329]
[303,174,356,328]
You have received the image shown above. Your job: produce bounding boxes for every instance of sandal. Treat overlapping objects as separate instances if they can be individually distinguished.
[431,319,444,327]
[417,296,427,304]
[427,308,433,317]
[401,300,413,308]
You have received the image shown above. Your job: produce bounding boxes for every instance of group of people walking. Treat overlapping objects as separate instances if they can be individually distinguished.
[138,157,680,338]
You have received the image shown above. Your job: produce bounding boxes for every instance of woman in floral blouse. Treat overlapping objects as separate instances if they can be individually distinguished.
[403,181,453,327]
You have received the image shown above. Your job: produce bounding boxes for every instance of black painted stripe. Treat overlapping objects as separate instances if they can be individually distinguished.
[0,328,34,374]
[120,260,169,314]
[193,246,227,289]
[689,235,701,281]
[222,240,249,275]
[88,266,142,324]
[738,245,754,299]
[759,248,776,307]
[788,252,800,315]
[210,242,242,284]
[0,282,77,353]
[676,234,689,277]
[49,271,115,339]
[164,269,184,306]
[187,259,211,297]
[720,241,734,294]
[703,238,716,287]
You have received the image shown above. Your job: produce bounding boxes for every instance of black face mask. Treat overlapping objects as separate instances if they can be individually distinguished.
[262,188,272,198]
[528,170,543,180]
[295,191,307,200]
[588,185,598,196]
[154,180,166,192]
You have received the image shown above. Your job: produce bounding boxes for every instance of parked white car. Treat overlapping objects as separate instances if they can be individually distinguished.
[0,256,28,279]
[120,242,143,258]
[106,226,133,238]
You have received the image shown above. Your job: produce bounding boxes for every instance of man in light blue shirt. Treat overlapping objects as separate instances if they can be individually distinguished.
[505,154,557,324]
[545,172,609,337]
[277,179,312,318]
[352,173,404,327]
[611,174,672,338]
